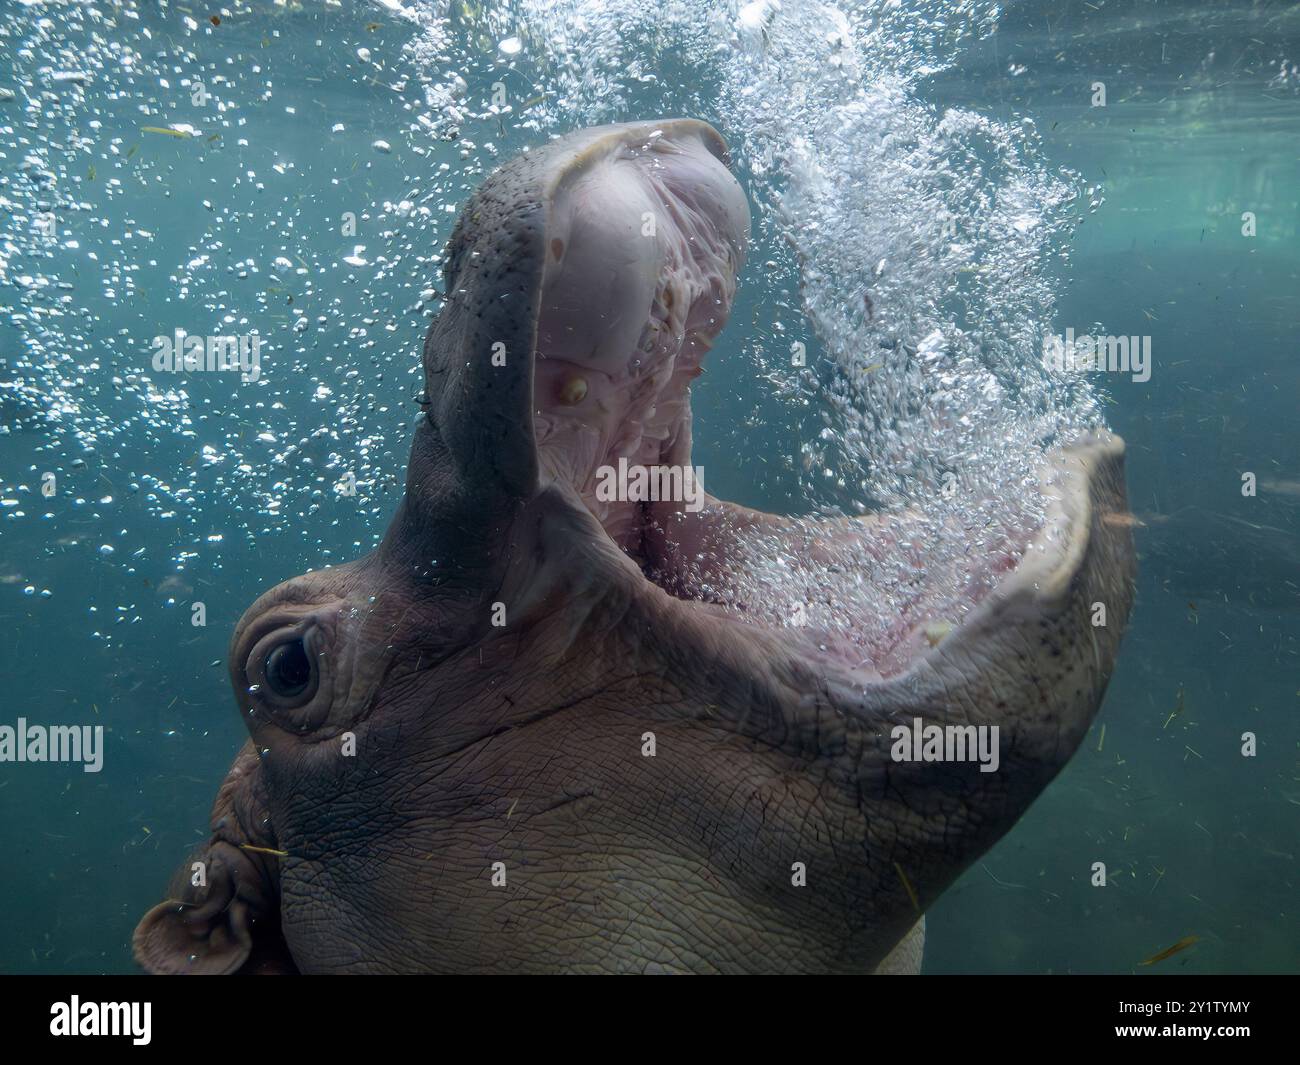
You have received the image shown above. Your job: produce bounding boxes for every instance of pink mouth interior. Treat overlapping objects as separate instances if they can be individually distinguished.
[645,502,1037,678]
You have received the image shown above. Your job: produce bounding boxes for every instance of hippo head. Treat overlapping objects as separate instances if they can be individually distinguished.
[134,119,1135,974]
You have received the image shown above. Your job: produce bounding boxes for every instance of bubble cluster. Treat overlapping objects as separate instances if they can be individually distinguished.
[0,4,448,596]
[2,0,1106,652]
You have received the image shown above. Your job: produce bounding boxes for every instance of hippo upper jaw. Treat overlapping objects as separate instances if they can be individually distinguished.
[412,119,749,563]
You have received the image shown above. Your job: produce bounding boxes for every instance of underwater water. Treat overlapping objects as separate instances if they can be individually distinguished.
[0,0,1295,974]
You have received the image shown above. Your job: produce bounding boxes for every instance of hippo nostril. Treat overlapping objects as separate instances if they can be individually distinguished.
[557,375,588,405]
[550,237,565,260]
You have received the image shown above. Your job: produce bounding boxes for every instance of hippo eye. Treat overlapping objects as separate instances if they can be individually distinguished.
[264,639,313,700]
[243,621,331,734]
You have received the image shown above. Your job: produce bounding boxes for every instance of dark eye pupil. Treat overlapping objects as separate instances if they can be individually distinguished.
[265,640,312,697]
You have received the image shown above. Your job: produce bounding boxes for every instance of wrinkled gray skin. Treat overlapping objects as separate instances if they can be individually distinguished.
[135,120,1135,975]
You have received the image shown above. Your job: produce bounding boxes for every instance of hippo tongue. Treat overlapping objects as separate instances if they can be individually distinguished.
[529,128,748,551]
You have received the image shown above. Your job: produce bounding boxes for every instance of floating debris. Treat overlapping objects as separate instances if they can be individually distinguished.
[1139,935,1199,966]
[980,863,1027,890]
[238,844,289,858]
[1163,685,1185,729]
[894,861,921,913]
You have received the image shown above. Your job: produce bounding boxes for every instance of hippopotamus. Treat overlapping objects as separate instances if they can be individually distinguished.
[134,119,1135,974]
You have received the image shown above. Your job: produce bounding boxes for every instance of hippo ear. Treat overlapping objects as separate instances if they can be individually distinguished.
[133,898,253,976]
[133,841,274,975]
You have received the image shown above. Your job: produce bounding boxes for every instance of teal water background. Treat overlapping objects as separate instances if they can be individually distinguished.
[0,1,1296,973]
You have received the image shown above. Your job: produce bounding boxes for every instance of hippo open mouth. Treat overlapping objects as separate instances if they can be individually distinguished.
[135,120,1136,975]
[438,119,1125,683]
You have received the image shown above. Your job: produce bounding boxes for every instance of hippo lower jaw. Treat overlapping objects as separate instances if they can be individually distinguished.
[134,119,1134,975]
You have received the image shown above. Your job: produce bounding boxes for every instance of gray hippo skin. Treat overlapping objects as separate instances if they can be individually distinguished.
[134,119,1136,974]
